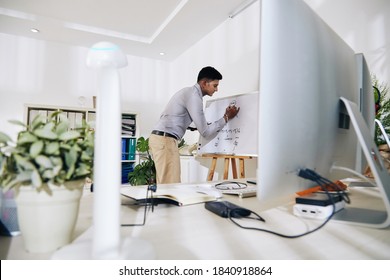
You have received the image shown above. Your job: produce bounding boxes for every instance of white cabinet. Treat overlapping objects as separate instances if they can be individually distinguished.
[180,156,209,183]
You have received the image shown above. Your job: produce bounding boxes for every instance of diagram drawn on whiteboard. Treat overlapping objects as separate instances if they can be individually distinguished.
[197,92,258,156]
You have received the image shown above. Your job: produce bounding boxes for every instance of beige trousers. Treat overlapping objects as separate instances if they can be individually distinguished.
[149,134,181,184]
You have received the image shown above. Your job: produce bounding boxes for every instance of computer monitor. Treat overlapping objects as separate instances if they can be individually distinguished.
[356,53,376,132]
[257,0,390,228]
[355,53,376,173]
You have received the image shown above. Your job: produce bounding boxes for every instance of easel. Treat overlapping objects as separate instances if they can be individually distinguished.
[201,153,253,181]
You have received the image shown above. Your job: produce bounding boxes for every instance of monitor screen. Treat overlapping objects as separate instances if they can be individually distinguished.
[257,0,390,228]
[258,0,358,204]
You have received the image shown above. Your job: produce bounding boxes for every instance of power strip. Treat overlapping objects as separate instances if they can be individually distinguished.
[293,200,345,220]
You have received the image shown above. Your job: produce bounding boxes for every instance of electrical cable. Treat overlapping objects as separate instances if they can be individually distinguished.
[121,185,156,227]
[121,155,157,227]
[331,165,376,187]
[226,168,350,238]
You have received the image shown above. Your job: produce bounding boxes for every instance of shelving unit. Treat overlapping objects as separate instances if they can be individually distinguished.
[120,113,138,184]
[26,105,89,129]
[25,104,138,184]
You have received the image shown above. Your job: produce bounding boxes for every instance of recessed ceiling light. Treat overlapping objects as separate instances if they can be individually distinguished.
[30,28,40,33]
[159,52,165,56]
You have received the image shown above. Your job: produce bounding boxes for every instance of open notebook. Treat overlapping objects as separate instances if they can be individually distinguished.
[120,184,222,206]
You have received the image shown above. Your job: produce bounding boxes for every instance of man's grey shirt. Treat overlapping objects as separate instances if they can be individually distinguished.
[153,83,225,140]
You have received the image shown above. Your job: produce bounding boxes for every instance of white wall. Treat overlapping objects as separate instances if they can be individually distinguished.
[0,0,260,146]
[170,0,260,145]
[304,0,390,84]
[170,1,260,97]
[0,0,389,158]
[0,33,171,140]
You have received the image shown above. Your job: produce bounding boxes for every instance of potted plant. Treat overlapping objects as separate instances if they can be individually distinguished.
[0,111,94,253]
[127,137,155,186]
[372,75,390,146]
[363,76,390,178]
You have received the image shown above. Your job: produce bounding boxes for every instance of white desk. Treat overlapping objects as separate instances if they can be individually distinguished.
[1,183,390,259]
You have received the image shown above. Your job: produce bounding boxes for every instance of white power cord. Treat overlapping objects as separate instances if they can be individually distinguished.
[331,165,376,187]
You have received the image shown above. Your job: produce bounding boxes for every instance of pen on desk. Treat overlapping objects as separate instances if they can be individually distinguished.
[295,180,348,196]
[295,186,322,196]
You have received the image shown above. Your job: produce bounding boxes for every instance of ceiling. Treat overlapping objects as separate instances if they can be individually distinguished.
[0,0,255,61]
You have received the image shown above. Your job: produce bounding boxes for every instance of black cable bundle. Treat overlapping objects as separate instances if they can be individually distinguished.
[298,168,350,204]
[227,168,350,238]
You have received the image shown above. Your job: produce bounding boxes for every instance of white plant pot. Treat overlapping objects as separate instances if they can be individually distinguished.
[15,180,83,253]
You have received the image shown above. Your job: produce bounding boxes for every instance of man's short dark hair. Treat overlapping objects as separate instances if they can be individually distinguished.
[197,66,223,82]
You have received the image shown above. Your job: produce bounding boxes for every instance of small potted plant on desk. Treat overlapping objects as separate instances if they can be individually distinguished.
[0,111,94,253]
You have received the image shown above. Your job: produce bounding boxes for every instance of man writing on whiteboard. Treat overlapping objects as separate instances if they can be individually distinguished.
[149,66,240,184]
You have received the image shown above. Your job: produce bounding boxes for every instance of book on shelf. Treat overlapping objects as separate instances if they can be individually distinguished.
[121,115,136,136]
[127,138,136,160]
[121,137,136,160]
[120,184,221,206]
[121,162,134,184]
[121,124,135,134]
[122,118,136,125]
[121,138,127,160]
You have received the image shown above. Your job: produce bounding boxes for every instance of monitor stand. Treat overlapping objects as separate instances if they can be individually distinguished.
[375,119,390,148]
[335,98,390,228]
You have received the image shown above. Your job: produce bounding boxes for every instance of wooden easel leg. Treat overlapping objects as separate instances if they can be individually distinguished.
[239,158,245,178]
[231,158,238,179]
[207,157,217,181]
[223,158,230,180]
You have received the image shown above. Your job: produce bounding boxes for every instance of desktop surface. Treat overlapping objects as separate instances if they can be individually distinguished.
[1,182,390,260]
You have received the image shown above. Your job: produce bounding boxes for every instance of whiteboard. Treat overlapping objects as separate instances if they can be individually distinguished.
[197,92,259,156]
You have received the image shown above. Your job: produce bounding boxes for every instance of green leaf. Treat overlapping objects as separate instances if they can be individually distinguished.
[49,156,63,177]
[59,130,80,141]
[52,164,62,176]
[56,121,69,135]
[14,154,35,170]
[31,169,42,188]
[136,137,149,153]
[60,143,71,150]
[30,114,46,130]
[45,142,60,155]
[40,183,52,196]
[75,163,91,177]
[42,169,55,179]
[65,147,78,167]
[29,140,44,158]
[6,171,30,188]
[34,128,58,140]
[64,147,78,179]
[16,171,32,181]
[81,150,92,161]
[35,155,53,169]
[66,164,75,180]
[0,131,12,144]
[8,119,26,127]
[17,132,38,144]
[48,110,62,120]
